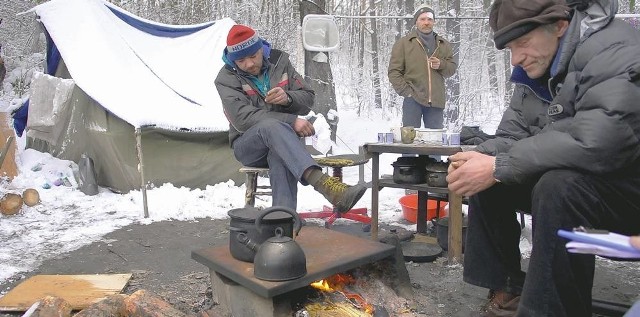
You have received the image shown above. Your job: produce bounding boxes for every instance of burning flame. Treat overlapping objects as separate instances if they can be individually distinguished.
[309,274,374,314]
[310,279,333,292]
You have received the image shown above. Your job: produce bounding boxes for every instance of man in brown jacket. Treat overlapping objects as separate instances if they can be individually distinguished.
[388,5,457,129]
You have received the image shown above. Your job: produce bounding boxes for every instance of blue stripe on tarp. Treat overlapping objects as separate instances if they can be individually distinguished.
[106,5,215,38]
[12,99,29,137]
[44,28,60,75]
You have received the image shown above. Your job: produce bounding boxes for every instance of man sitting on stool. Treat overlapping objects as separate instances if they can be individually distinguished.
[215,24,367,211]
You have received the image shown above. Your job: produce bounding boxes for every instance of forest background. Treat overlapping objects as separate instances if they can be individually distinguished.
[2,0,637,136]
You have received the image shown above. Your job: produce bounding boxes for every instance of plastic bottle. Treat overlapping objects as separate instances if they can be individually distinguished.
[78,153,99,195]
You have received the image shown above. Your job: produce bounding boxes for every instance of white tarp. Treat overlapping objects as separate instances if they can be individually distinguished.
[31,0,234,132]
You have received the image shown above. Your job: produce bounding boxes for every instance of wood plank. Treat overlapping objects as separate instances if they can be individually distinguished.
[0,274,132,311]
[0,112,18,179]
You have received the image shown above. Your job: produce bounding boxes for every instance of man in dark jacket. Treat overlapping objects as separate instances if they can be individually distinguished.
[388,5,457,129]
[446,0,640,315]
[215,24,366,212]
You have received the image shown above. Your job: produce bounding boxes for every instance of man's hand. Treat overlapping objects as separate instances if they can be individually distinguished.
[446,152,497,197]
[428,57,440,69]
[265,87,290,106]
[293,118,315,137]
[631,236,640,250]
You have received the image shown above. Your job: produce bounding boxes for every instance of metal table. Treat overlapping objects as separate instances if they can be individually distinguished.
[363,142,474,264]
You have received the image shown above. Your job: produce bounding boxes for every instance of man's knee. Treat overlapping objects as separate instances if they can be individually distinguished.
[532,169,586,200]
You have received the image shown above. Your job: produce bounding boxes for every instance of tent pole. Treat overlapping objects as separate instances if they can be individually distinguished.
[135,128,149,218]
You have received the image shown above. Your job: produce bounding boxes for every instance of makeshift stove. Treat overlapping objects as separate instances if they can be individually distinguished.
[191,226,401,317]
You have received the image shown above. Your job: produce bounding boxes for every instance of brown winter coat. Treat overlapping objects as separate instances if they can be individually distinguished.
[388,30,457,108]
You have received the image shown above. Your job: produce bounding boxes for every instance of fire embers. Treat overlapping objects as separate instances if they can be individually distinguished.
[295,271,413,316]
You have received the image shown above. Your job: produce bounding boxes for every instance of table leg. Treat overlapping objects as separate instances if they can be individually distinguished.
[448,191,463,264]
[417,191,428,234]
[371,153,380,240]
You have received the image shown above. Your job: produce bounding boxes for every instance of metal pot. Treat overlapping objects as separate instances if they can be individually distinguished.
[426,162,448,187]
[228,206,298,262]
[237,208,306,281]
[435,216,468,251]
[392,162,425,184]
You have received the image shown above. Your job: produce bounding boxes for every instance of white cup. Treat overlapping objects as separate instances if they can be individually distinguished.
[390,127,402,143]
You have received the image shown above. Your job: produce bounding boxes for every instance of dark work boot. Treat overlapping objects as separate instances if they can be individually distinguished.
[310,174,367,213]
[479,290,520,317]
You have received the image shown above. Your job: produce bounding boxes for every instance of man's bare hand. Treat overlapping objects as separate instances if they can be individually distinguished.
[265,87,289,105]
[446,152,497,197]
[631,236,640,250]
[428,57,440,69]
[293,118,315,137]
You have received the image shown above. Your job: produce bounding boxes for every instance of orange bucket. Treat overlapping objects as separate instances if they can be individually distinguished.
[399,194,448,223]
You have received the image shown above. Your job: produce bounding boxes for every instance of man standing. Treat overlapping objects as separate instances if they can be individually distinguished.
[215,24,367,212]
[446,0,640,315]
[388,5,457,129]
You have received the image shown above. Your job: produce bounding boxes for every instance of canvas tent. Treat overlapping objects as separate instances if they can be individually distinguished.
[25,0,244,200]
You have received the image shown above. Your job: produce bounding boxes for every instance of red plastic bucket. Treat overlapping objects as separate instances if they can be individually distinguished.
[399,194,448,223]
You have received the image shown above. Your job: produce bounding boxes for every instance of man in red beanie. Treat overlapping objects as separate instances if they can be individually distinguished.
[215,24,366,212]
[388,5,457,130]
[446,0,640,315]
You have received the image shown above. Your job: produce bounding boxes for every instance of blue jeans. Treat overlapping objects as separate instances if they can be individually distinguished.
[231,119,319,210]
[402,97,444,129]
[463,169,640,316]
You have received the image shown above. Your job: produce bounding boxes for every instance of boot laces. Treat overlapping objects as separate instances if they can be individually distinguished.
[322,176,348,193]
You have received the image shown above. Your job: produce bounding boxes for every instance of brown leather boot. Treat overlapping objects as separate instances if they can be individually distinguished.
[480,290,520,317]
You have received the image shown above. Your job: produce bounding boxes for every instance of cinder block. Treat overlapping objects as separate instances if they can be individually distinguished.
[209,270,292,317]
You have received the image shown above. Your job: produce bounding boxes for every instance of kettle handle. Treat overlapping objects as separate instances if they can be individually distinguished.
[255,206,302,237]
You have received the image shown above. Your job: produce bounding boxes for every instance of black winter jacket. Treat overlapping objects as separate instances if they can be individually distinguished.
[478,0,640,184]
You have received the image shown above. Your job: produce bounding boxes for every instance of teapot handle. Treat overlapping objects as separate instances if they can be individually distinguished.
[255,206,302,237]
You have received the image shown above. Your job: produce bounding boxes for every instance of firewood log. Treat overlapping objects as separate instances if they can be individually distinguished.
[28,295,72,317]
[73,294,127,317]
[123,290,185,317]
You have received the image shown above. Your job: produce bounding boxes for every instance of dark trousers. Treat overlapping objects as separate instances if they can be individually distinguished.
[232,119,318,210]
[463,169,640,316]
[402,97,444,129]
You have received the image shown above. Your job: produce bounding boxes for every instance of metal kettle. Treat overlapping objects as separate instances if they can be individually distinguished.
[236,207,307,281]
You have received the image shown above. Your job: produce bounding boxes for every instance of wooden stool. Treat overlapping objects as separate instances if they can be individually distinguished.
[298,154,371,229]
[239,166,271,207]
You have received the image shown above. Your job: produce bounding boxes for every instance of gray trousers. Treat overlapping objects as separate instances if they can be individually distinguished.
[402,97,444,129]
[231,119,319,210]
[463,169,640,316]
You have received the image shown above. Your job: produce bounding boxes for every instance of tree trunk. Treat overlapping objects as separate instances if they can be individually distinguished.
[445,0,461,126]
[300,0,339,143]
[369,0,382,108]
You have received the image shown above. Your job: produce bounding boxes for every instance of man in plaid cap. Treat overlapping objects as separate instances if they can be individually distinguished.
[215,24,366,212]
[446,0,640,315]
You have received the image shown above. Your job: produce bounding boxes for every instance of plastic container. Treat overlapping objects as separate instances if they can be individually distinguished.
[78,153,99,195]
[399,194,448,223]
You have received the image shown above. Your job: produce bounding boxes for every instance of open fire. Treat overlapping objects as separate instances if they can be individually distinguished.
[307,273,375,315]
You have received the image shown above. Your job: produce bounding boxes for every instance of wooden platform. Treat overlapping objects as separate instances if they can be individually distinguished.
[0,274,132,311]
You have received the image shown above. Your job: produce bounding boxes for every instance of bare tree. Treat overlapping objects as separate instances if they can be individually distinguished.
[300,0,339,142]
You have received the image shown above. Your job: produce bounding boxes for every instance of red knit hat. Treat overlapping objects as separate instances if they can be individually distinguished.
[226,25,262,62]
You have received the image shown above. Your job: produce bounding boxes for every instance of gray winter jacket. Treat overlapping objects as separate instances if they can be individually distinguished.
[479,0,640,184]
[215,47,315,145]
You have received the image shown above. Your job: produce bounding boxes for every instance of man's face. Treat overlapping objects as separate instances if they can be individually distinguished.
[415,12,435,33]
[234,48,263,76]
[505,21,568,79]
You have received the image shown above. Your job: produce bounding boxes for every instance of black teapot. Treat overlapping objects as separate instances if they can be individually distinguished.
[236,207,306,281]
[228,206,299,262]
